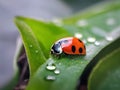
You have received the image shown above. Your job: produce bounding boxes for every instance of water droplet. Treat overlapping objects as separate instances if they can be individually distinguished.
[46,75,56,81]
[74,33,83,39]
[47,62,55,66]
[77,20,88,27]
[94,41,100,46]
[106,18,115,26]
[87,37,96,43]
[54,69,60,75]
[35,50,39,53]
[106,36,113,41]
[46,65,56,70]
[29,45,33,48]
[58,63,61,65]
[47,58,55,66]
[52,18,63,26]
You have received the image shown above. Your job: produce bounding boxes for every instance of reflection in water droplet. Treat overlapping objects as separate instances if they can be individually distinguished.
[46,75,56,81]
[87,37,96,43]
[46,65,56,70]
[106,18,115,26]
[54,69,60,74]
[94,41,100,46]
[77,20,88,27]
[52,18,63,26]
[74,33,83,39]
[29,45,33,48]
[35,50,39,53]
[106,36,113,41]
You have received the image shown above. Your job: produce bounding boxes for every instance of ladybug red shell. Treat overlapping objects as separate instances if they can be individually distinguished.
[51,37,86,55]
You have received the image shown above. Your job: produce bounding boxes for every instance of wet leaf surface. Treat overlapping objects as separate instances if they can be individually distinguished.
[14,1,120,90]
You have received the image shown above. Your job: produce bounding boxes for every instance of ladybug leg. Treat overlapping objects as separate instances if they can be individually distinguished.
[64,52,68,56]
[52,54,61,59]
[63,53,73,58]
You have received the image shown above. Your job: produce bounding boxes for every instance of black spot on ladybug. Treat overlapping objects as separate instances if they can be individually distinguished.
[72,45,76,53]
[78,39,82,43]
[79,47,83,53]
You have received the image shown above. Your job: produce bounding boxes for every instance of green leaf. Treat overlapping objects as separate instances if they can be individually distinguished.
[88,48,120,90]
[14,16,70,75]
[14,0,120,90]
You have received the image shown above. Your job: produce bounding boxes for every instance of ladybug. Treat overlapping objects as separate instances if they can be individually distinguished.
[51,37,86,55]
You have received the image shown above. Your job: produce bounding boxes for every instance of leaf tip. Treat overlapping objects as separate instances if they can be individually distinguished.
[15,16,28,24]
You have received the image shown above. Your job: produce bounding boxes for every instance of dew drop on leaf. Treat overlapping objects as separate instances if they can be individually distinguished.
[105,36,113,41]
[87,37,96,43]
[51,18,63,26]
[46,65,56,71]
[58,63,61,65]
[54,69,60,75]
[74,33,83,39]
[35,50,39,53]
[94,41,100,46]
[29,45,33,48]
[47,58,55,66]
[46,75,56,81]
[47,62,55,66]
[76,19,88,27]
[106,18,116,26]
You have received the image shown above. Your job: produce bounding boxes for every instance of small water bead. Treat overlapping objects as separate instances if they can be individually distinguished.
[74,33,83,39]
[46,65,56,71]
[46,58,56,70]
[106,18,116,26]
[47,61,55,66]
[35,50,39,53]
[77,19,88,27]
[46,75,56,81]
[52,18,63,26]
[54,69,60,75]
[94,41,100,46]
[87,37,96,43]
[29,45,33,48]
[47,58,55,66]
[105,36,113,41]
[58,63,61,65]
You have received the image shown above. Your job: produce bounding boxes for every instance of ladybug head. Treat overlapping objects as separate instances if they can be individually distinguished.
[51,42,62,55]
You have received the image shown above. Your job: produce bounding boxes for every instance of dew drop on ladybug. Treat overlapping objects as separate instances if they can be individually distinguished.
[51,37,86,55]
